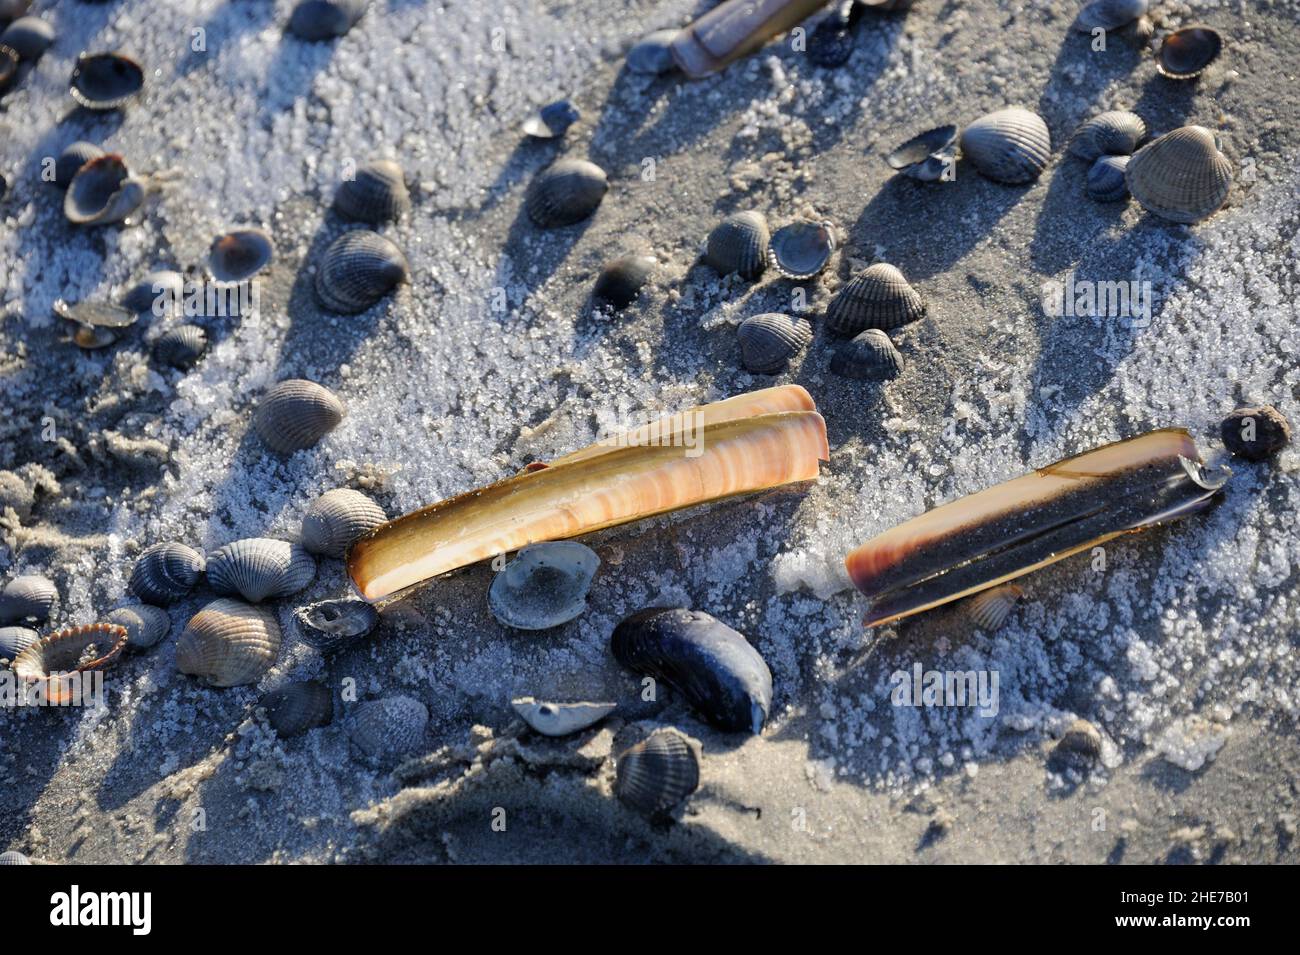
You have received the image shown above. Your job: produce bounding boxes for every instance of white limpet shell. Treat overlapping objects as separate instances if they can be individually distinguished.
[511,697,617,737]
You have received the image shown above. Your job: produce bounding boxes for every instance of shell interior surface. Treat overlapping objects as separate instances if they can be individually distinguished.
[626,29,678,75]
[206,538,317,603]
[176,598,282,687]
[314,229,409,314]
[69,52,144,109]
[1067,110,1146,161]
[12,623,128,704]
[960,107,1051,184]
[1071,0,1148,33]
[293,598,380,653]
[334,159,410,224]
[1086,154,1131,202]
[287,0,367,40]
[611,607,773,734]
[737,312,812,375]
[128,541,205,605]
[825,262,926,335]
[54,140,104,189]
[262,681,334,737]
[154,324,208,368]
[704,210,769,280]
[1124,125,1233,224]
[522,100,580,139]
[253,379,346,454]
[53,298,137,329]
[886,124,959,181]
[488,541,600,630]
[349,695,429,759]
[830,328,903,381]
[209,228,272,283]
[301,487,386,558]
[2,16,55,60]
[525,158,608,228]
[511,696,617,736]
[615,728,700,816]
[106,604,172,650]
[63,154,145,225]
[0,626,39,662]
[766,220,835,279]
[965,583,1024,631]
[1157,26,1222,79]
[593,254,656,310]
[0,574,57,625]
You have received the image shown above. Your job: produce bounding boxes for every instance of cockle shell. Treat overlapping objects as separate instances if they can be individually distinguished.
[0,850,31,865]
[1,16,54,61]
[737,312,812,375]
[611,607,773,734]
[300,488,386,558]
[287,0,367,41]
[593,254,656,310]
[69,52,144,109]
[615,728,700,817]
[12,623,127,704]
[176,598,281,687]
[293,598,379,653]
[253,379,346,454]
[53,141,104,189]
[830,328,903,381]
[766,220,835,279]
[1125,125,1232,224]
[123,269,185,314]
[261,681,334,737]
[314,230,408,314]
[704,210,769,280]
[825,262,926,335]
[0,626,39,662]
[153,324,208,369]
[209,228,272,283]
[525,158,608,228]
[1068,110,1146,161]
[206,538,317,603]
[522,100,580,139]
[128,542,205,605]
[964,583,1024,631]
[349,695,429,760]
[1050,718,1103,769]
[0,574,56,625]
[886,124,959,182]
[1071,0,1148,33]
[511,697,617,736]
[106,604,171,650]
[334,159,410,224]
[626,29,678,75]
[1156,26,1222,79]
[1221,405,1290,461]
[1086,154,1130,202]
[487,541,600,630]
[64,155,145,225]
[960,107,1051,184]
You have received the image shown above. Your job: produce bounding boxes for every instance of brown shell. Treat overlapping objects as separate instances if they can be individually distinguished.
[1125,126,1232,224]
[176,598,282,687]
[12,623,128,704]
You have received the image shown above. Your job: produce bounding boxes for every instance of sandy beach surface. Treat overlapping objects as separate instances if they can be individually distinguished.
[1,0,1298,864]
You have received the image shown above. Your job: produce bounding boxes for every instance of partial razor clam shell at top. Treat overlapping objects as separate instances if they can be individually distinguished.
[347,408,828,602]
[846,429,1230,628]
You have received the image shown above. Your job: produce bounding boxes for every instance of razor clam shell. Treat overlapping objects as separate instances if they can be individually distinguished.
[128,541,205,605]
[825,263,926,335]
[12,623,128,704]
[314,230,409,314]
[615,728,700,816]
[349,695,428,760]
[261,681,334,737]
[209,228,273,284]
[737,312,812,375]
[593,254,656,309]
[830,328,903,381]
[207,538,317,603]
[766,220,835,279]
[964,583,1024,631]
[960,107,1051,184]
[0,626,39,662]
[525,158,608,228]
[106,604,172,650]
[63,155,144,225]
[611,607,773,734]
[293,598,379,653]
[301,488,387,558]
[176,598,281,687]
[669,0,833,78]
[847,429,1230,627]
[626,29,678,75]
[287,0,368,41]
[511,696,617,736]
[0,574,57,625]
[1086,154,1130,202]
[1068,111,1146,161]
[53,141,104,189]
[1,16,54,61]
[333,159,410,224]
[154,324,208,369]
[253,379,346,454]
[1221,405,1291,462]
[348,410,829,602]
[1125,125,1232,224]
[69,52,144,109]
[487,541,600,630]
[1071,0,1148,33]
[1156,26,1222,79]
[704,210,769,280]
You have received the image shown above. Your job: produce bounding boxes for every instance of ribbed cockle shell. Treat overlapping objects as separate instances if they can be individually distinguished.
[176,598,282,687]
[1124,125,1232,224]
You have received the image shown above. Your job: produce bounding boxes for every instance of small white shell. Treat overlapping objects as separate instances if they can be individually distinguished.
[0,574,57,625]
[960,107,1051,184]
[349,695,429,760]
[253,379,346,454]
[300,488,386,558]
[512,697,617,736]
[206,538,317,603]
[154,324,208,368]
[488,542,600,630]
[106,604,171,650]
[69,52,144,109]
[1125,125,1233,224]
[176,598,282,687]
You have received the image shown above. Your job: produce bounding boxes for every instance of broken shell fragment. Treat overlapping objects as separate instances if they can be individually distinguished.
[287,0,367,41]
[766,220,835,279]
[262,681,334,737]
[626,29,678,75]
[615,728,700,817]
[333,159,410,224]
[964,583,1024,631]
[206,538,317,603]
[522,100,580,139]
[594,253,656,310]
[886,124,959,182]
[846,429,1231,628]
[511,697,616,737]
[348,391,828,602]
[153,324,208,369]
[704,210,769,280]
[53,141,104,189]
[1221,405,1291,462]
[293,597,379,653]
[0,626,39,662]
[301,488,386,558]
[69,52,144,109]
[525,158,608,228]
[1071,0,1148,33]
[1125,125,1232,224]
[1086,154,1130,202]
[825,262,926,336]
[314,229,408,314]
[1156,26,1222,80]
[960,107,1051,184]
[129,542,205,605]
[0,574,57,625]
[176,598,281,687]
[106,604,171,650]
[253,379,346,454]
[488,541,600,630]
[12,623,127,704]
[737,312,812,375]
[1068,110,1146,162]
[209,228,273,284]
[611,607,773,734]
[830,328,903,381]
[1,16,54,61]
[349,695,428,760]
[63,155,145,225]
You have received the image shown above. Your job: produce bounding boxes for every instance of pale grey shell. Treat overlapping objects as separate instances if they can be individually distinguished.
[615,729,700,817]
[261,681,334,737]
[206,538,317,603]
[1068,111,1146,162]
[960,107,1051,184]
[766,220,835,279]
[0,850,31,865]
[53,298,136,328]
[488,542,600,630]
[154,324,208,369]
[593,254,656,310]
[1086,154,1130,202]
[1071,0,1148,33]
[253,379,346,454]
[300,488,386,558]
[0,574,57,625]
[69,52,144,109]
[209,228,272,283]
[0,626,39,661]
[626,29,678,75]
[123,269,185,314]
[1125,125,1232,224]
[1,16,55,61]
[965,584,1024,631]
[64,155,145,225]
[54,141,104,189]
[737,312,812,375]
[704,210,769,280]
[287,0,368,41]
[830,329,903,381]
[314,230,409,314]
[293,598,379,654]
[1156,26,1222,80]
[511,697,617,737]
[525,158,608,228]
[1051,718,1103,769]
[825,263,925,335]
[106,604,172,650]
[349,695,429,759]
[334,159,410,224]
[129,542,205,605]
[176,598,281,687]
